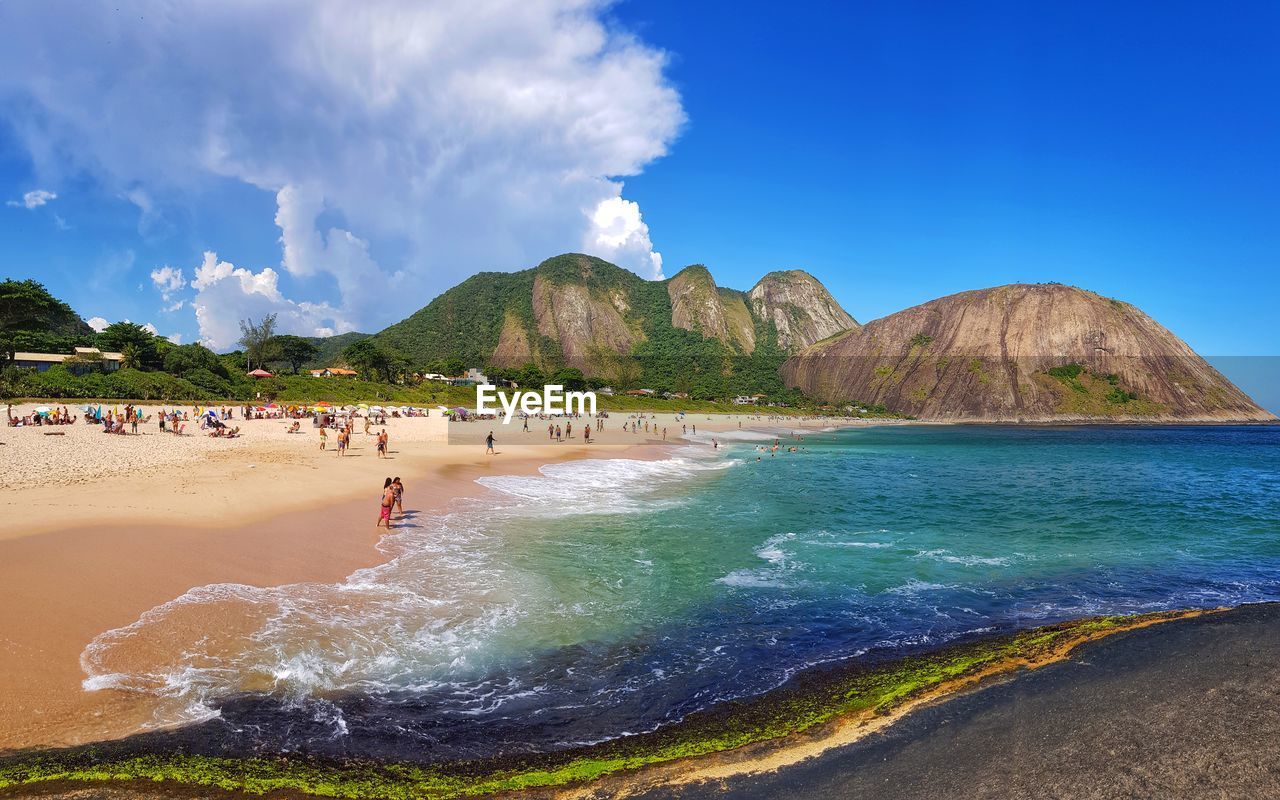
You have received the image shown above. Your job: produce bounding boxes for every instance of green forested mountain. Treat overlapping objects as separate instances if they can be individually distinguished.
[306,331,371,369]
[0,278,96,353]
[360,253,858,399]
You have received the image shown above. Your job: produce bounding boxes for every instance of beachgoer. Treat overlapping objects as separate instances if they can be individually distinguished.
[377,429,388,458]
[376,478,395,529]
[485,431,495,454]
[392,477,404,517]
[319,427,327,450]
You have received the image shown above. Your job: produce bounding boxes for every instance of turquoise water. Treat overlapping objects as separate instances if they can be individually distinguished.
[83,425,1280,761]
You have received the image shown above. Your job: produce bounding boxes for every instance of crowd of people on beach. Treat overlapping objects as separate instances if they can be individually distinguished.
[6,404,76,427]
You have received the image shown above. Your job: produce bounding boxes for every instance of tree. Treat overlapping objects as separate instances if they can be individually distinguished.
[164,343,225,378]
[273,335,320,374]
[0,279,92,335]
[119,343,142,370]
[238,314,280,370]
[550,367,586,391]
[342,338,392,382]
[514,362,545,389]
[97,322,160,370]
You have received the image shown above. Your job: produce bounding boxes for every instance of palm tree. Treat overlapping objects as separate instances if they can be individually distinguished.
[120,343,141,370]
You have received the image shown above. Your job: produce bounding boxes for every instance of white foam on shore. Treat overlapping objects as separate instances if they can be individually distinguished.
[78,450,730,730]
[476,451,732,515]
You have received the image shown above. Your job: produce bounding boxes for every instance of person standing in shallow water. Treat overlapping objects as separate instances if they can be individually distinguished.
[376,477,395,529]
[392,477,404,517]
[486,430,496,454]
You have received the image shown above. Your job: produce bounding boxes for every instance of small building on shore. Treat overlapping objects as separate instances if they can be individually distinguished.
[309,367,359,378]
[12,348,123,373]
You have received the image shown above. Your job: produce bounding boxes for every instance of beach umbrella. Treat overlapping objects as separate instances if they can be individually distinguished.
[370,405,384,411]
[35,406,50,415]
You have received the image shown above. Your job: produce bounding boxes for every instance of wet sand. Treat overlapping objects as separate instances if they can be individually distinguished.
[637,602,1280,800]
[0,419,669,752]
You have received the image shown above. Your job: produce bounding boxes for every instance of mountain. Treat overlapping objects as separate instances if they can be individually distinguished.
[0,279,94,338]
[748,270,859,351]
[306,331,371,368]
[367,253,859,396]
[781,283,1274,422]
[0,278,97,354]
[667,265,757,353]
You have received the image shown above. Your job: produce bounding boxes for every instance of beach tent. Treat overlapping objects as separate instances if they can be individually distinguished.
[247,368,273,378]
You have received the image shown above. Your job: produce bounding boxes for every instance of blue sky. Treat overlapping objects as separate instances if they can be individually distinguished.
[1,1,1276,370]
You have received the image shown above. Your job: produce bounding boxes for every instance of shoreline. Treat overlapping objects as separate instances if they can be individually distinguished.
[0,606,1228,798]
[0,411,684,751]
[3,408,870,753]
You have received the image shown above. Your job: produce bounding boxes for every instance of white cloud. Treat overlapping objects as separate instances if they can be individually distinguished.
[6,189,56,209]
[86,316,109,332]
[150,265,187,302]
[0,0,684,336]
[189,251,352,349]
[121,318,160,335]
[587,196,664,279]
[167,333,183,344]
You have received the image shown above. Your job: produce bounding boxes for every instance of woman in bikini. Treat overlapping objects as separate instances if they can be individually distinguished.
[376,477,395,529]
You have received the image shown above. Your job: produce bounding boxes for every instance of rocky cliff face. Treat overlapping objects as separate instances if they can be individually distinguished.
[749,271,859,351]
[531,270,641,372]
[782,283,1274,422]
[667,265,756,353]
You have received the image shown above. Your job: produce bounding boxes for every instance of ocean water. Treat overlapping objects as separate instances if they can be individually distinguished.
[81,425,1280,761]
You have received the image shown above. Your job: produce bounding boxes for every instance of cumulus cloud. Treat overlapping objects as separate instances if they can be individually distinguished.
[167,333,183,344]
[6,189,56,209]
[150,265,187,301]
[120,319,160,335]
[587,197,664,279]
[86,316,109,333]
[0,0,684,344]
[189,251,352,349]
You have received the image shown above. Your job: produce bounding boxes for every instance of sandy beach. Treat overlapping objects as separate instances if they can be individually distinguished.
[0,402,883,753]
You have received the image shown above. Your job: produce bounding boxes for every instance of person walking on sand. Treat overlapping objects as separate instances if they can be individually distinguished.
[376,428,389,458]
[376,477,395,529]
[486,430,496,454]
[319,426,327,450]
[392,476,404,517]
[338,428,348,456]
[584,424,591,444]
